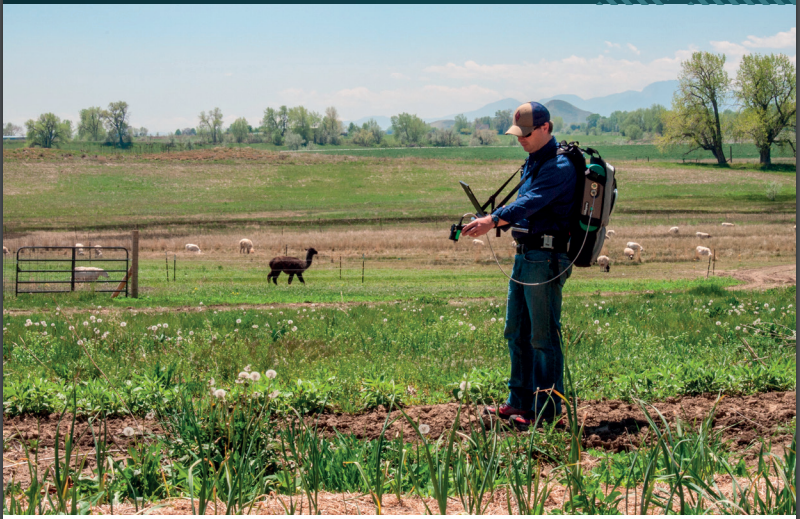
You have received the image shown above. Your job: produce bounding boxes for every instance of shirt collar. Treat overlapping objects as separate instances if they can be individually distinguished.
[528,137,558,163]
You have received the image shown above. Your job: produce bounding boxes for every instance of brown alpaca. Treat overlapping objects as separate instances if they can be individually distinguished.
[268,247,318,285]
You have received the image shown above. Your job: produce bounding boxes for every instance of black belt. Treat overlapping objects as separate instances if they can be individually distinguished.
[515,232,570,254]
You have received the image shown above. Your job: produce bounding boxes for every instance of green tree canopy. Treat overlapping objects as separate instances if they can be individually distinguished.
[77,107,106,141]
[390,113,429,146]
[103,101,132,148]
[660,51,730,165]
[318,106,342,145]
[25,113,71,148]
[288,105,320,143]
[453,114,470,134]
[735,53,796,164]
[493,109,513,135]
[3,122,23,136]
[198,108,224,144]
[229,117,250,143]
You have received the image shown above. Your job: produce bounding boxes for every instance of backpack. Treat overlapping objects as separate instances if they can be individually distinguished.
[556,141,617,267]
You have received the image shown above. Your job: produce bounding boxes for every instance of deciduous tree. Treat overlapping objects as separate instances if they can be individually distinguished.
[103,101,132,148]
[390,113,428,146]
[318,106,342,145]
[493,109,513,135]
[24,113,71,148]
[735,53,796,164]
[198,107,224,144]
[660,52,730,165]
[77,107,106,141]
[229,117,250,143]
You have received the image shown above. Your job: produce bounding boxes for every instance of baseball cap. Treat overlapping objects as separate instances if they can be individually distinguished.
[506,102,551,137]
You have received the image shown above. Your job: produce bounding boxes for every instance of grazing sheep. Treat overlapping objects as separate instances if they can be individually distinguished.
[623,247,636,260]
[239,238,255,254]
[695,232,711,239]
[597,255,610,272]
[268,247,318,285]
[75,243,85,256]
[721,222,735,227]
[626,242,644,252]
[73,266,110,283]
[605,230,616,238]
[694,246,714,261]
[3,246,9,255]
[185,244,201,253]
[92,245,103,258]
[668,226,680,234]
[472,239,485,246]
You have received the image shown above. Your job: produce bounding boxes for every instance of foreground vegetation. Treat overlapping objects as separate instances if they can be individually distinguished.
[4,285,795,416]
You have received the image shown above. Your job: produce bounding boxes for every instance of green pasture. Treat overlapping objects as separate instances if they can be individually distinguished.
[2,151,795,231]
[3,285,795,417]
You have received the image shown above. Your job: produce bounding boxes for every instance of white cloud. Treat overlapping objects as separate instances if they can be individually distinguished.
[423,50,696,100]
[743,27,795,49]
[605,41,621,49]
[627,43,641,55]
[390,72,410,80]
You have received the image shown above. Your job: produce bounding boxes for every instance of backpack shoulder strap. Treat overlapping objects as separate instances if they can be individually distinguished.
[496,147,559,208]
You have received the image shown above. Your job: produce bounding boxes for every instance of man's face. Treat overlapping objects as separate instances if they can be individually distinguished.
[517,124,551,153]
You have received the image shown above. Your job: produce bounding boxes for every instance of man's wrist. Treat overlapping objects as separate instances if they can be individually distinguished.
[490,214,500,228]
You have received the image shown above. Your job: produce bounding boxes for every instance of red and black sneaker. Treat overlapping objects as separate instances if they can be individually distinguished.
[482,403,528,419]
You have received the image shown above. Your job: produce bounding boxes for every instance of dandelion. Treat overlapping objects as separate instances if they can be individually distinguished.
[238,371,249,379]
[234,329,238,333]
[120,322,127,327]
[236,319,242,324]
[244,365,252,372]
[419,424,431,435]
[51,323,55,327]
[122,427,135,437]
[440,316,444,320]
[252,324,258,329]
[605,323,610,327]
[491,317,497,322]
[214,389,227,399]
[209,378,215,386]
[265,369,277,379]
[459,381,471,392]
[97,319,103,323]
[189,330,194,336]
[470,325,476,331]
[291,326,297,332]
[40,321,46,326]
[735,326,741,331]
[594,320,599,325]
[250,371,261,382]
[459,321,464,326]
[287,320,293,325]
[145,411,156,421]
[268,390,280,399]
[163,323,168,328]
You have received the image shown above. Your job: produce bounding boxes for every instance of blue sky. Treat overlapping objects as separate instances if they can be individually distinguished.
[3,5,796,134]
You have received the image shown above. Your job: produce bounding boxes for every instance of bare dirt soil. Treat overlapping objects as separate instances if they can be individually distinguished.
[721,264,797,291]
[3,392,794,492]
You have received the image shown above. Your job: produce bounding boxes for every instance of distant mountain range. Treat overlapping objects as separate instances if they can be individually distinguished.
[344,80,678,130]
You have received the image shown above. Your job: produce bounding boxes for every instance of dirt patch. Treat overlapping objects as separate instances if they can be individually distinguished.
[311,391,796,453]
[720,264,796,291]
[3,414,162,487]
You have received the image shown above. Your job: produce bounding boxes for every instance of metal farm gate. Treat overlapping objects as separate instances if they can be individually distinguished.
[15,246,130,296]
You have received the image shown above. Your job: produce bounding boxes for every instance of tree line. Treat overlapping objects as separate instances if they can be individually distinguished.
[5,52,794,165]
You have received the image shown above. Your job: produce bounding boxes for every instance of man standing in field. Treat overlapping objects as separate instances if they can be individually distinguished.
[462,102,576,430]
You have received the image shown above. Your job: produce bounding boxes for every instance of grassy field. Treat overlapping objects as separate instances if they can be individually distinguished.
[2,148,795,231]
[2,145,796,514]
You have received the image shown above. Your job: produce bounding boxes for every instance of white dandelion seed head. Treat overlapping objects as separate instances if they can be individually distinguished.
[291,326,297,332]
[716,321,722,326]
[83,321,89,327]
[214,389,227,399]
[120,322,127,327]
[252,324,258,329]
[268,390,280,399]
[265,369,277,379]
[594,320,600,325]
[419,424,431,435]
[122,427,135,437]
[236,319,242,324]
[97,319,103,323]
[249,371,261,382]
[287,320,293,325]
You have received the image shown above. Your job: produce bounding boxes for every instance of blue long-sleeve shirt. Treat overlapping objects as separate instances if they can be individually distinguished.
[492,137,576,238]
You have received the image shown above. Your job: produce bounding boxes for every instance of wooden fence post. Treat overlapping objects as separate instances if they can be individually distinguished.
[362,254,365,284]
[131,230,139,298]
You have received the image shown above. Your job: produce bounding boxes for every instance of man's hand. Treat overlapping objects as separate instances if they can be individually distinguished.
[463,215,505,238]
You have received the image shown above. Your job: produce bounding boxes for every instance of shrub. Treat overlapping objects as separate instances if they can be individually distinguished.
[766,180,781,201]
[284,132,305,150]
[469,129,499,146]
[429,128,462,147]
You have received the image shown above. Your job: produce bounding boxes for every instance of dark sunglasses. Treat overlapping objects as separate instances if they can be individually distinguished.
[522,125,544,138]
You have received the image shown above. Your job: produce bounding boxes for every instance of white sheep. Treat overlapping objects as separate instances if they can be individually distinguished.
[605,230,616,238]
[597,255,610,272]
[239,238,255,254]
[668,226,680,234]
[73,266,109,283]
[185,244,202,253]
[75,243,85,256]
[721,222,735,227]
[92,245,103,257]
[626,241,644,252]
[472,239,485,246]
[3,246,9,255]
[695,232,711,239]
[623,247,636,260]
[694,246,714,261]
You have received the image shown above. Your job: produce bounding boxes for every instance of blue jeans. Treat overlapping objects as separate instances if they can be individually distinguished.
[503,249,572,417]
